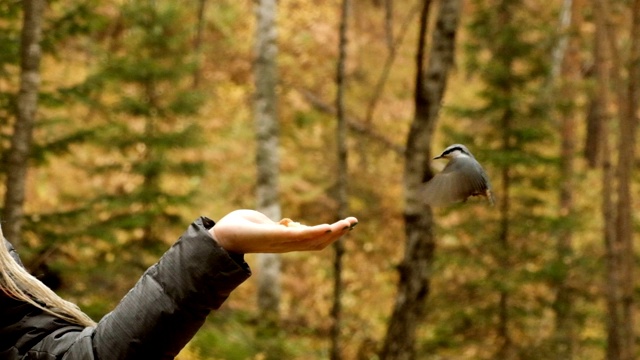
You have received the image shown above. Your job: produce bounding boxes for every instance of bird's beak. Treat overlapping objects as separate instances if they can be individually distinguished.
[433,155,442,160]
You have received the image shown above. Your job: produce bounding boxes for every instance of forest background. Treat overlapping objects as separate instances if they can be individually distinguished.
[1,0,639,359]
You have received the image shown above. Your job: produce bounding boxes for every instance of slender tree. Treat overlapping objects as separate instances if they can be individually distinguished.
[584,85,603,168]
[192,0,208,89]
[380,0,462,358]
[552,0,583,357]
[594,0,639,358]
[2,0,45,247]
[453,0,556,356]
[1,2,108,279]
[384,0,393,52]
[616,2,639,358]
[330,0,351,359]
[0,3,21,131]
[495,4,514,353]
[593,2,621,358]
[254,0,282,338]
[76,0,206,270]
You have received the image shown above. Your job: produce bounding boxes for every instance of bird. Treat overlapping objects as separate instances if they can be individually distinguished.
[421,144,495,206]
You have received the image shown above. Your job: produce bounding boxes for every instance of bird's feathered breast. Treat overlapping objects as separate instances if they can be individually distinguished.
[421,155,493,206]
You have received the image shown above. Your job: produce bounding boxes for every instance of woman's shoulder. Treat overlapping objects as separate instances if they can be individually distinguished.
[0,298,85,358]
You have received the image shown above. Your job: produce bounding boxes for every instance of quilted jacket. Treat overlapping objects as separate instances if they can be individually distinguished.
[0,217,251,359]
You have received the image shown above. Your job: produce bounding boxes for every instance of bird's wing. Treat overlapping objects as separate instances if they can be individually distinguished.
[421,157,491,206]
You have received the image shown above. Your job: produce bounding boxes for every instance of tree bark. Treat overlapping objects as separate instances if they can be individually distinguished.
[584,93,602,168]
[496,78,513,360]
[494,1,515,357]
[616,0,640,358]
[593,3,622,358]
[384,0,393,52]
[552,0,583,357]
[330,0,351,359]
[192,0,208,89]
[254,0,282,331]
[380,0,462,358]
[2,0,46,247]
[594,1,639,358]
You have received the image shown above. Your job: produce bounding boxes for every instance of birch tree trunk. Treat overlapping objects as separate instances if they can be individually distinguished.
[254,0,281,331]
[2,0,46,247]
[380,0,462,358]
[330,0,350,358]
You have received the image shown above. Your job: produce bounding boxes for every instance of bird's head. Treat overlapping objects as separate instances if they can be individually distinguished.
[433,144,473,160]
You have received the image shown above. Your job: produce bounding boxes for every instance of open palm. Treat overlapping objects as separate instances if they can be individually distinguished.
[210,210,358,254]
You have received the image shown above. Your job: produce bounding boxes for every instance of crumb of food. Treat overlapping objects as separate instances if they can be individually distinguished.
[279,218,303,227]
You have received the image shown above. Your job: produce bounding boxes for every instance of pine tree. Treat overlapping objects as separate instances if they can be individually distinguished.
[430,0,560,357]
[381,0,463,358]
[0,2,21,134]
[2,0,46,247]
[77,0,206,266]
[0,2,22,182]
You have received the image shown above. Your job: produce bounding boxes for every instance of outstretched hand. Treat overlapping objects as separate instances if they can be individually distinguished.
[210,210,358,254]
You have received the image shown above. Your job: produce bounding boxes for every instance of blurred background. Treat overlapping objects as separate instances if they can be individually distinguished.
[1,0,638,359]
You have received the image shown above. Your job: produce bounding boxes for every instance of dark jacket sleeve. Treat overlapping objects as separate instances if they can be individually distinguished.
[89,216,251,359]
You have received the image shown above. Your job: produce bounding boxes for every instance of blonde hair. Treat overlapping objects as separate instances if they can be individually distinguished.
[0,225,96,327]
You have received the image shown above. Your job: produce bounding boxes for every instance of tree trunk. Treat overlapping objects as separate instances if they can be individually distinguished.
[380,0,461,358]
[254,0,281,331]
[594,0,639,358]
[494,1,515,357]
[584,94,602,168]
[384,0,393,52]
[496,82,513,360]
[192,0,208,89]
[552,0,582,357]
[593,4,622,358]
[2,0,46,247]
[616,0,639,357]
[549,0,572,81]
[330,0,351,359]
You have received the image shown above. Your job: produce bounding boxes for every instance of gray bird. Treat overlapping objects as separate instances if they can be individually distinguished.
[421,144,495,206]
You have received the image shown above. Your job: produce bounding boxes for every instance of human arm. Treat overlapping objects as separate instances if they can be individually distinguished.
[89,212,357,359]
[4,212,357,359]
[91,216,250,359]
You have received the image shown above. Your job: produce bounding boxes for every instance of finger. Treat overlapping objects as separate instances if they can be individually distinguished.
[256,223,340,252]
[302,218,358,250]
[288,218,355,240]
[329,217,358,232]
[217,216,359,253]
